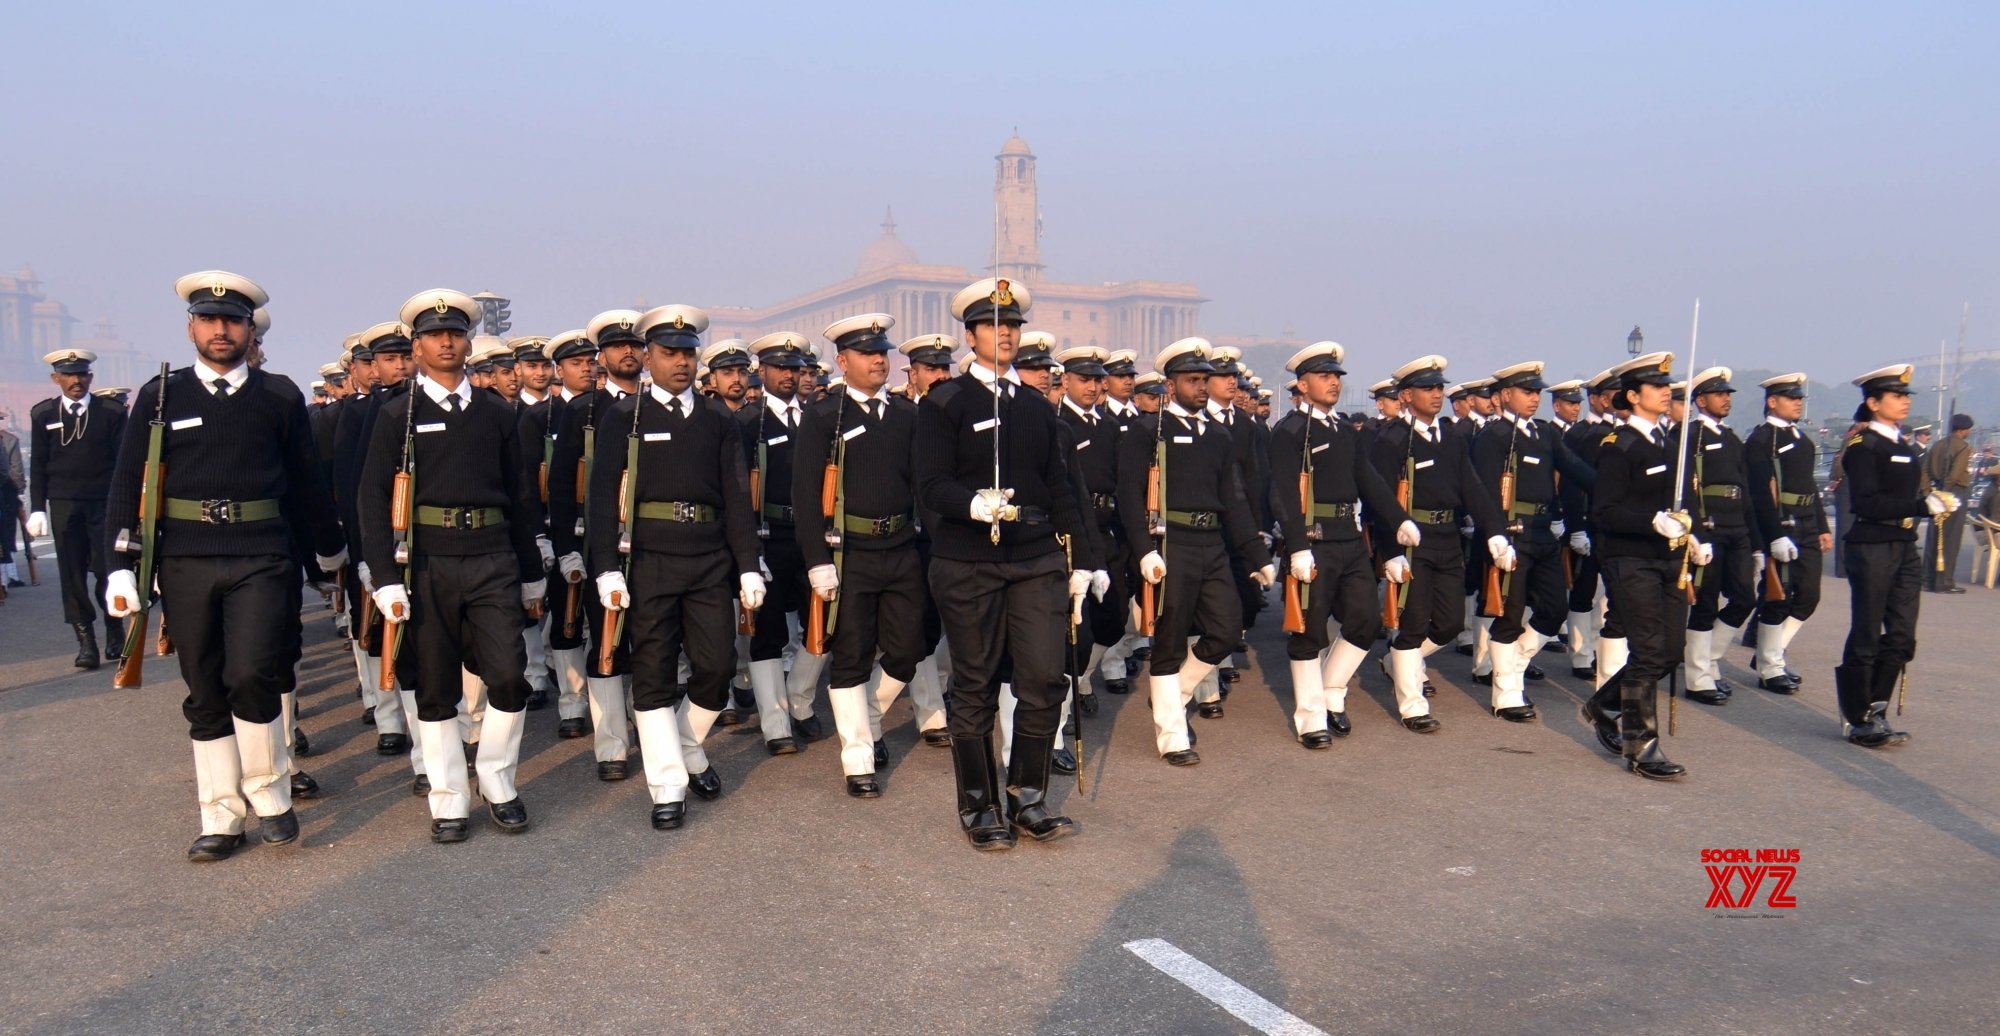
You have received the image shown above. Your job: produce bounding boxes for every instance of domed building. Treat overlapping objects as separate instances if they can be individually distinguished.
[855,207,919,277]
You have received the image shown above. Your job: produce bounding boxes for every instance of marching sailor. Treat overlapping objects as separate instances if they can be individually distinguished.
[28,347,128,669]
[1744,373,1830,693]
[1680,367,1755,706]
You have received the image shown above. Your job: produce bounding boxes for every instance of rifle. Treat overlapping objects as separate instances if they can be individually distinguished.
[807,392,847,655]
[381,381,418,691]
[599,383,645,673]
[1140,397,1166,636]
[1482,421,1517,618]
[1281,412,1311,635]
[1762,425,1790,602]
[1060,531,1085,788]
[114,362,171,688]
[1666,300,1703,735]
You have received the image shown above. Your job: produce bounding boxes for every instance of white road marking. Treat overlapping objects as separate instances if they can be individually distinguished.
[1123,938,1329,1036]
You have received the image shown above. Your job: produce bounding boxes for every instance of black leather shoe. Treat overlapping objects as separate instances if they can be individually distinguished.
[489,798,530,832]
[1422,679,1436,698]
[872,740,888,766]
[1163,749,1201,766]
[1078,693,1098,716]
[72,623,100,670]
[187,833,244,862]
[689,766,722,800]
[361,707,376,727]
[1131,646,1152,662]
[1472,672,1494,686]
[793,715,826,742]
[412,774,430,797]
[921,727,952,747]
[1401,715,1442,734]
[953,735,1015,851]
[1218,667,1239,683]
[524,687,549,711]
[1785,668,1802,684]
[260,809,300,845]
[965,808,1015,850]
[1328,711,1351,737]
[1685,687,1728,707]
[1301,730,1334,750]
[1524,663,1545,681]
[1628,756,1687,780]
[1757,674,1800,694]
[650,802,686,830]
[556,718,587,739]
[1052,748,1077,774]
[290,771,321,799]
[1580,700,1622,755]
[1572,666,1597,680]
[597,760,628,781]
[431,818,469,843]
[1542,640,1565,653]
[1104,678,1131,695]
[292,728,311,757]
[715,706,741,727]
[378,732,411,755]
[1197,701,1224,719]
[1495,705,1537,723]
[1712,680,1734,700]
[766,737,799,756]
[845,774,882,798]
[1453,642,1473,656]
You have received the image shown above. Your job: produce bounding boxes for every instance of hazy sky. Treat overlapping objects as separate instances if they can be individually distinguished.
[6,1,1996,391]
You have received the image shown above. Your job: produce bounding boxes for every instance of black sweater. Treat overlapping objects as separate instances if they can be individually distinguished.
[1839,425,1928,544]
[1116,409,1270,569]
[359,384,540,585]
[585,391,758,576]
[793,393,920,566]
[1686,418,1749,530]
[104,367,340,561]
[914,373,1096,567]
[30,393,126,508]
[1745,419,1830,545]
[1370,418,1501,557]
[1269,409,1408,548]
[1591,422,1706,561]
[1471,415,1593,544]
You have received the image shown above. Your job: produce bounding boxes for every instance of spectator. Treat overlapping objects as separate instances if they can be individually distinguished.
[1925,414,2000,592]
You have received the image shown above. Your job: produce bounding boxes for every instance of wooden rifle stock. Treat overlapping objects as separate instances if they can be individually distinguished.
[1483,468,1515,617]
[738,601,756,636]
[113,643,144,687]
[596,603,619,673]
[390,471,413,533]
[562,578,581,637]
[538,462,549,504]
[380,621,401,690]
[805,594,827,655]
[155,614,173,656]
[1762,554,1787,602]
[749,468,762,513]
[1283,469,1310,634]
[1141,463,1161,636]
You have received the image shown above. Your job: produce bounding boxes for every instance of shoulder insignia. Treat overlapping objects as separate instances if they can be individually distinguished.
[1600,431,1620,447]
[1846,434,1864,447]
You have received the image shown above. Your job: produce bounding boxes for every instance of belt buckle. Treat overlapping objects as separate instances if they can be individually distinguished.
[869,516,896,536]
[199,499,235,524]
[673,502,697,522]
[1191,512,1217,529]
[1305,522,1324,542]
[440,506,469,529]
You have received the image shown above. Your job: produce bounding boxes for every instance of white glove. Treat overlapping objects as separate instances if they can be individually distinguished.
[1652,511,1691,540]
[1550,519,1566,538]
[25,511,48,538]
[808,563,839,602]
[1384,556,1411,584]
[758,555,774,581]
[1569,531,1591,556]
[969,487,1015,523]
[1068,568,1093,601]
[333,610,352,637]
[1769,536,1800,563]
[596,571,629,610]
[1486,535,1511,563]
[1259,531,1275,550]
[1492,543,1518,572]
[372,584,410,623]
[520,579,546,607]
[536,535,555,570]
[1690,541,1714,567]
[315,548,347,574]
[105,569,140,618]
[357,562,375,593]
[1395,520,1421,548]
[559,552,586,583]
[1924,491,1957,516]
[740,571,767,611]
[1140,550,1167,584]
[1250,562,1277,588]
[1090,569,1110,600]
[1289,550,1316,583]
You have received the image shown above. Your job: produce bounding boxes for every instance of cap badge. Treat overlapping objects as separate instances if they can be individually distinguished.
[619,316,634,331]
[433,297,450,315]
[1657,360,1670,373]
[991,279,1013,306]
[672,315,685,329]
[1898,369,1910,384]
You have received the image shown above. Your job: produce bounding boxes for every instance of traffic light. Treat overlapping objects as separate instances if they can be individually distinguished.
[494,304,511,336]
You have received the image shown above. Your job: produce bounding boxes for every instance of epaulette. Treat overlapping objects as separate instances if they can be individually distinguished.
[1846,434,1865,447]
[1600,431,1620,447]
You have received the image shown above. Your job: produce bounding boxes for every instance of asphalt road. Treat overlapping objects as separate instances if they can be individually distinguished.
[1,539,1996,1035]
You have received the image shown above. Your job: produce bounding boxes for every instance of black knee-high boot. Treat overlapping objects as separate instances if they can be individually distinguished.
[1619,678,1685,781]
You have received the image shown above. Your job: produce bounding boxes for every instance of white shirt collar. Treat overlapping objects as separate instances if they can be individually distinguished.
[649,383,697,411]
[1626,414,1662,439]
[1166,400,1206,425]
[1304,403,1338,425]
[417,373,474,409]
[764,393,801,419]
[1868,420,1901,442]
[560,386,580,403]
[1206,399,1235,420]
[1698,413,1724,434]
[1407,413,1440,439]
[521,388,544,405]
[195,359,250,394]
[1062,397,1099,421]
[967,361,1022,390]
[1765,414,1795,430]
[845,385,886,407]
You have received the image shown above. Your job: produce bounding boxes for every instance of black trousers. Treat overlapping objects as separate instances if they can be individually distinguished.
[749,530,808,662]
[1566,550,1600,614]
[279,561,304,696]
[49,498,108,625]
[1753,538,1824,625]
[930,550,1066,739]
[628,550,735,712]
[1288,538,1379,658]
[1066,528,1131,677]
[1149,534,1242,675]
[1688,523,1757,631]
[1490,538,1566,642]
[159,554,292,741]
[393,552,530,722]
[1598,556,1688,685]
[827,546,926,688]
[1390,537,1466,651]
[1841,540,1921,671]
[915,535,943,656]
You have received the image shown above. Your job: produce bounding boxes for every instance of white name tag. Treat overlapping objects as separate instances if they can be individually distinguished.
[843,426,867,441]
[44,421,61,430]
[1705,442,1722,451]
[1415,459,1435,470]
[416,422,446,434]
[1522,455,1542,465]
[1074,439,1091,450]
[644,432,672,442]
[1646,464,1667,475]
[973,418,1000,432]
[170,417,203,430]
[1311,442,1329,454]
[1778,442,1795,453]
[766,434,788,446]
[1173,435,1193,444]
[1890,454,1911,464]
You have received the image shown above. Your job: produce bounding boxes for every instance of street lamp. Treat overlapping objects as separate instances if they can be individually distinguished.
[1627,326,1644,357]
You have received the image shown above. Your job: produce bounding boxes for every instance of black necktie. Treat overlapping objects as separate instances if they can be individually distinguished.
[212,379,231,398]
[446,393,462,413]
[668,397,684,419]
[866,400,880,422]
[1653,427,1667,449]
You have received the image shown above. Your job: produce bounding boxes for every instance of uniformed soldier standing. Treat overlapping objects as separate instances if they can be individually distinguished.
[589,306,763,827]
[1744,373,1830,693]
[362,290,544,842]
[915,277,1094,849]
[793,314,927,797]
[1120,338,1274,765]
[104,271,345,861]
[28,348,129,668]
[1679,367,1754,706]
[1580,352,1706,781]
[1834,364,1947,748]
[1272,342,1414,747]
[1369,357,1506,732]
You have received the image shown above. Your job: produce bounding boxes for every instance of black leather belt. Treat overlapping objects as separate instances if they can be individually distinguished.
[842,512,912,537]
